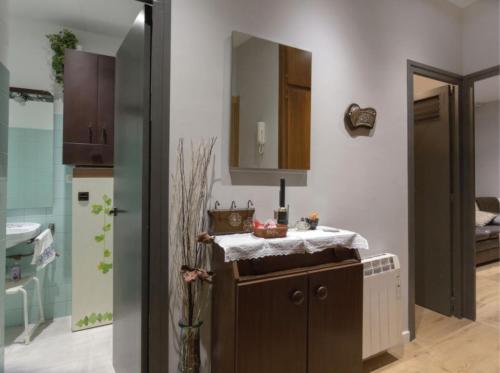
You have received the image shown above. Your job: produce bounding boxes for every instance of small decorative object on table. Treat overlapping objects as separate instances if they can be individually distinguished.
[295,218,310,231]
[170,138,217,373]
[253,219,288,239]
[306,211,319,230]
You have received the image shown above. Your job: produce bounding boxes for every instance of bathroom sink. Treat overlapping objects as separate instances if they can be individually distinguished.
[6,223,42,249]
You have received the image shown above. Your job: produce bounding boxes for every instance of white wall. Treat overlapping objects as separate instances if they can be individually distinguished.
[462,0,500,74]
[6,17,123,93]
[0,0,8,66]
[170,0,463,371]
[475,100,500,197]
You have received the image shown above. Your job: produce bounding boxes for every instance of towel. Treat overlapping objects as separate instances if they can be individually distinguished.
[31,229,56,270]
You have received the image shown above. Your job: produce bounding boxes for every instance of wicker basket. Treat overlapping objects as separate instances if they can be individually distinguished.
[253,224,288,239]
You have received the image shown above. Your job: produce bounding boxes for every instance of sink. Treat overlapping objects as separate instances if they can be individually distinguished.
[6,223,42,249]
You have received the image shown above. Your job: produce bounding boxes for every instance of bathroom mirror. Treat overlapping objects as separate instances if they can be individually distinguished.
[230,31,312,170]
[7,88,54,209]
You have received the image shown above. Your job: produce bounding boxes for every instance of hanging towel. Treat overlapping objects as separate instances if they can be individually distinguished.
[31,229,56,270]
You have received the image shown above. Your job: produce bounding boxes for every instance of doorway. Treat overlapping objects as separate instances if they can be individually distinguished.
[465,67,500,322]
[407,61,465,340]
[2,1,170,372]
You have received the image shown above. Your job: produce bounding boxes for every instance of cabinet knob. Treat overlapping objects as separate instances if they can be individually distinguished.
[88,124,93,143]
[290,290,305,306]
[315,286,328,301]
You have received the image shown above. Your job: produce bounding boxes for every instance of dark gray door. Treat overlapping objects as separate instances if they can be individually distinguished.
[113,9,151,373]
[414,85,454,316]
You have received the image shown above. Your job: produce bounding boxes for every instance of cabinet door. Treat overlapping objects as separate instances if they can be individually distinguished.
[308,265,363,373]
[236,275,308,373]
[64,50,98,144]
[97,55,115,164]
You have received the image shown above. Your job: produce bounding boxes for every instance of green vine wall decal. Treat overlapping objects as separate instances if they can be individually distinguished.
[91,194,113,274]
[76,312,113,328]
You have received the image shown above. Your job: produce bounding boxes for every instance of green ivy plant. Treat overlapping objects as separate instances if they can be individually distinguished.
[76,311,113,328]
[91,194,113,274]
[46,29,79,85]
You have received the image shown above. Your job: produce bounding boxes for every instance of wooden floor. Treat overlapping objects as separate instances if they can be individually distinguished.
[363,261,500,373]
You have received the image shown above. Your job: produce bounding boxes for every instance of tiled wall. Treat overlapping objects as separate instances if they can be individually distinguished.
[5,112,73,327]
[7,127,54,209]
[0,62,10,368]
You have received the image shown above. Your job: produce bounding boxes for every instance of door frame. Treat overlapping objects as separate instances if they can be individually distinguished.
[407,60,465,339]
[461,65,500,321]
[146,0,171,371]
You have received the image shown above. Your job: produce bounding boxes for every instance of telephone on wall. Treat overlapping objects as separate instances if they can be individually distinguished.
[257,121,266,155]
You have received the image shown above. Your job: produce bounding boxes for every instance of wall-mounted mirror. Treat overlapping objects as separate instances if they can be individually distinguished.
[7,88,54,209]
[230,31,312,170]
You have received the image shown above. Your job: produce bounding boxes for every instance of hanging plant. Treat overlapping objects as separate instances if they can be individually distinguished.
[46,29,79,85]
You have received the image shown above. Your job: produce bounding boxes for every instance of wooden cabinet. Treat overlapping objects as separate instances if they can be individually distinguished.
[212,247,363,373]
[63,49,115,166]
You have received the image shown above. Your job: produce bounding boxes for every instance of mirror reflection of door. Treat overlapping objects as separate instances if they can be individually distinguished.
[230,32,311,170]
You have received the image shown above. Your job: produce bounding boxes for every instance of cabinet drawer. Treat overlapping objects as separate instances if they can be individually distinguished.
[63,143,113,166]
[236,275,308,373]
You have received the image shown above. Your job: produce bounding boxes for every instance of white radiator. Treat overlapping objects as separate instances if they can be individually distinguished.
[362,253,402,359]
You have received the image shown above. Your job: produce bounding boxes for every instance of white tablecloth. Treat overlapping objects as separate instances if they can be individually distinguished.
[214,226,369,262]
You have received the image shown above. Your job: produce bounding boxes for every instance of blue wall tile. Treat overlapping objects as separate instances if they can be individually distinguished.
[5,113,73,328]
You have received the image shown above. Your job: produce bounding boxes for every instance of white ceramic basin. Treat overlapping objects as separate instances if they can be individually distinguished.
[6,223,42,249]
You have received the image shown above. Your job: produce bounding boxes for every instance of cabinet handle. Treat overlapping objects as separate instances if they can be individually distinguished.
[88,124,93,143]
[102,127,107,144]
[290,290,305,306]
[315,286,328,301]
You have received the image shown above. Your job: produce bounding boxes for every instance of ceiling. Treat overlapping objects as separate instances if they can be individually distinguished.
[446,0,480,8]
[475,75,500,105]
[8,0,142,39]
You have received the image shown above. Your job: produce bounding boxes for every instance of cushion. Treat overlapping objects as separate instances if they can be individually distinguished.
[476,227,493,242]
[491,215,500,225]
[476,210,496,227]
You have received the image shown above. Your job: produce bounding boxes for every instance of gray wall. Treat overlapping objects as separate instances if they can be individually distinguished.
[234,37,279,168]
[170,0,465,370]
[169,0,500,371]
[0,64,8,370]
[475,100,500,197]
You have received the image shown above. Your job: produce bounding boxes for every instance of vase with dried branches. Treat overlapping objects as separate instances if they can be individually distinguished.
[170,138,217,373]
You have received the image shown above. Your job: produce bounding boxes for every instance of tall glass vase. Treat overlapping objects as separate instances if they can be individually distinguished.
[178,322,202,373]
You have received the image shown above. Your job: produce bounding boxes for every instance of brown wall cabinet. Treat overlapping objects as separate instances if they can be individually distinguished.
[63,49,115,166]
[212,247,363,373]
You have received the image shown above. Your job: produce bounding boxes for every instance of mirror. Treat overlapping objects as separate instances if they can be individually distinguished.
[7,88,54,209]
[230,31,312,170]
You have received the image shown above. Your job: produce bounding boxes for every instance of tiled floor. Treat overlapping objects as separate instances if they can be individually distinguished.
[5,317,114,373]
[364,261,500,373]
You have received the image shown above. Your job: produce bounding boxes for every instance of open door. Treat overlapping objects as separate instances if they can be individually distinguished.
[414,85,456,316]
[113,8,151,373]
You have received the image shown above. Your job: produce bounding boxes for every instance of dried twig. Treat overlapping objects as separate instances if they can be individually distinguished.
[170,137,217,327]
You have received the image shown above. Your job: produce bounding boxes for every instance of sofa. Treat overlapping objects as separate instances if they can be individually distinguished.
[475,197,500,266]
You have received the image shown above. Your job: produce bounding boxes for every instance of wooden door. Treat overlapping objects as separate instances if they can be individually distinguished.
[279,46,312,170]
[63,49,98,144]
[236,275,308,373]
[308,265,363,373]
[97,55,115,164]
[414,86,453,315]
